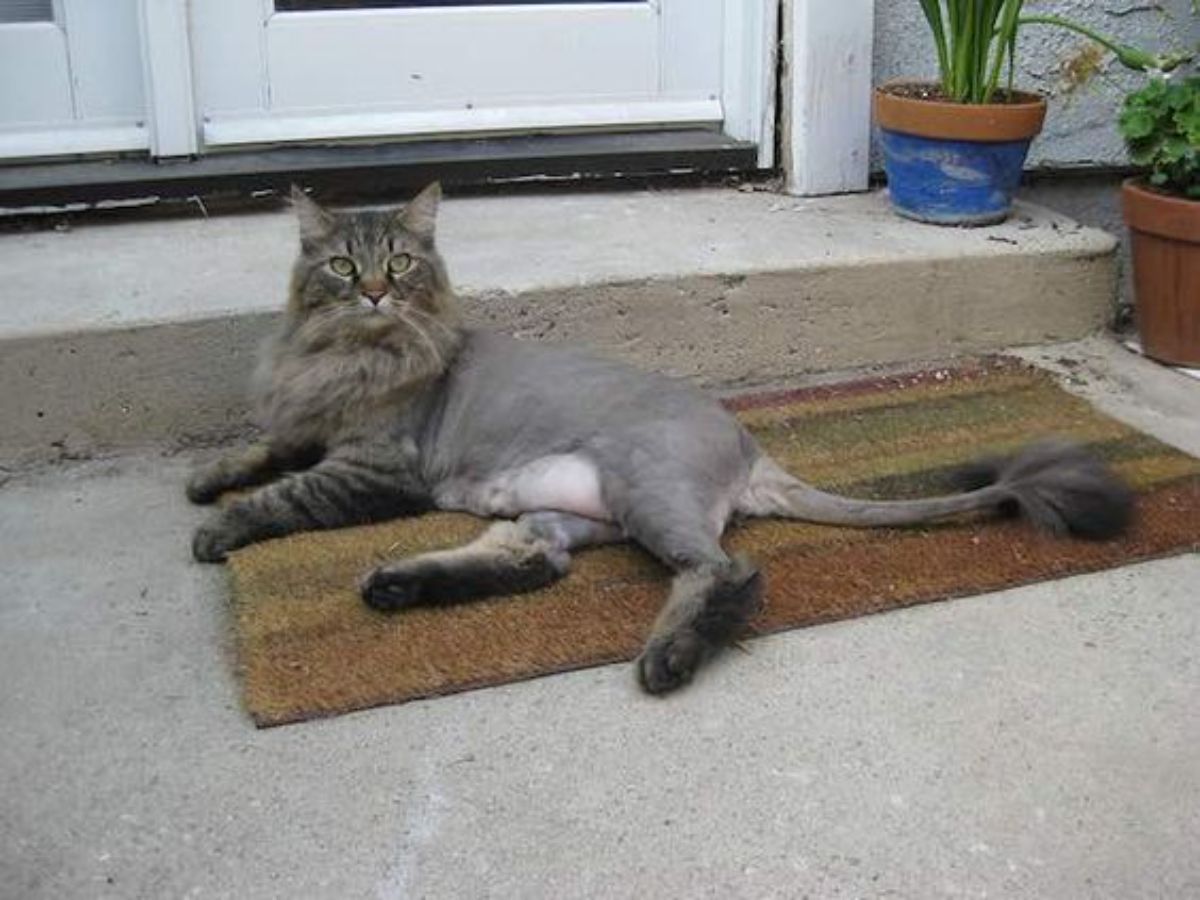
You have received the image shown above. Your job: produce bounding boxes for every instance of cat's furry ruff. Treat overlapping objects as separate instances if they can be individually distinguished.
[252,185,460,450]
[189,183,1134,695]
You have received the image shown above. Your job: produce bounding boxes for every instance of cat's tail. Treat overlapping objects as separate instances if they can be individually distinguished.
[737,438,1133,539]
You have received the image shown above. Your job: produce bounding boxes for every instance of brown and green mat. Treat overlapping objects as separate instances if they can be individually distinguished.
[227,358,1200,727]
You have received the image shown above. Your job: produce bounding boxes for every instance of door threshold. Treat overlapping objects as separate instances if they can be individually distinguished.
[0,129,758,208]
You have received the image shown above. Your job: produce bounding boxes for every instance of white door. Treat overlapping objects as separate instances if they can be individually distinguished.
[190,0,748,149]
[0,0,775,166]
[0,0,147,158]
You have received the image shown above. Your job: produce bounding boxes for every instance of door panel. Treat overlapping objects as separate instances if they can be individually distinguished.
[60,0,145,121]
[0,23,73,125]
[660,0,724,96]
[0,0,146,159]
[192,0,725,149]
[187,0,269,118]
[266,7,660,112]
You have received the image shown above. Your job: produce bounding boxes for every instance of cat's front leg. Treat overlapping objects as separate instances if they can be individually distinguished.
[191,441,431,562]
[360,511,620,610]
[186,442,321,505]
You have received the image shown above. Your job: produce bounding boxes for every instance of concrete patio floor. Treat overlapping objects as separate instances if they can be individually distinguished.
[1,337,1198,899]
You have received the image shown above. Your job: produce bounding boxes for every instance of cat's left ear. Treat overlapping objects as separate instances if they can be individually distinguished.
[398,181,441,242]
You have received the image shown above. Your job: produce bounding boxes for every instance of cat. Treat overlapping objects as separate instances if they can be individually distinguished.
[188,183,1133,695]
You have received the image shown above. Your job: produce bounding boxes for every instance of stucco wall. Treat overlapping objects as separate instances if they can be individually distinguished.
[873,0,1198,170]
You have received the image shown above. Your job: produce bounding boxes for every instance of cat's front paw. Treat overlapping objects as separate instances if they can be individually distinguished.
[192,520,237,563]
[186,466,226,505]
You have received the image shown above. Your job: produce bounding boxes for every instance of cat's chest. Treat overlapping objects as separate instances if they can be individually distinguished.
[434,454,609,522]
[261,347,413,435]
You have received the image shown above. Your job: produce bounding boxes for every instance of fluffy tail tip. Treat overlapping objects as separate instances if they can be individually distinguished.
[955,439,1135,540]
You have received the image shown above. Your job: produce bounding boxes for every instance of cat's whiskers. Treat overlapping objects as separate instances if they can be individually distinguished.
[397,309,446,370]
[294,304,348,349]
[402,303,458,343]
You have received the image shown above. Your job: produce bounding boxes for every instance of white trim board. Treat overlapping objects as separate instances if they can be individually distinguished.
[204,100,724,147]
[0,124,148,159]
[137,0,198,157]
[782,0,875,195]
[722,0,778,169]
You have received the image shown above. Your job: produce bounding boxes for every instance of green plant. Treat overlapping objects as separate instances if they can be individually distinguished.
[1119,76,1200,198]
[1020,7,1197,199]
[916,0,1028,104]
[913,1,1199,197]
[916,1,1196,105]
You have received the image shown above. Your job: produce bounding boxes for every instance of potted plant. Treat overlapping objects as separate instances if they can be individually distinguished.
[1001,9,1197,361]
[1119,75,1200,365]
[875,2,1194,227]
[1014,9,1197,364]
[875,1,1046,226]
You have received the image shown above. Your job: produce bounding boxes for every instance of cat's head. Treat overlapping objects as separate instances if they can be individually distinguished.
[286,183,458,341]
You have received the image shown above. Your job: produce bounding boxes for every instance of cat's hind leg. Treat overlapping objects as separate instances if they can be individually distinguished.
[360,511,619,611]
[186,442,321,505]
[618,499,763,695]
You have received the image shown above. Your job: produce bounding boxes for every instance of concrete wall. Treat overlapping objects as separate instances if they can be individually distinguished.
[872,0,1198,170]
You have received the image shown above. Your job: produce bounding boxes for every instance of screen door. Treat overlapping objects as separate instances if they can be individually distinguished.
[191,0,728,148]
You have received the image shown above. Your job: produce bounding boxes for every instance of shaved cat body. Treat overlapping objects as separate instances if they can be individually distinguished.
[189,184,1133,695]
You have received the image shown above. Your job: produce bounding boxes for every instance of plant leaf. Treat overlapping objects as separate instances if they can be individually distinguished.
[1119,108,1156,140]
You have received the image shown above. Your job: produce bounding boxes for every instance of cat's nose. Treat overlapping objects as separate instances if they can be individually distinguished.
[360,285,387,304]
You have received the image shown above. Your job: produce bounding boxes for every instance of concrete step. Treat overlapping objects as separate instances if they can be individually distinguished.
[0,187,1117,464]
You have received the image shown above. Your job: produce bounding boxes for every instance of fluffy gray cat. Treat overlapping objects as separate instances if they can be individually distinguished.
[188,183,1132,694]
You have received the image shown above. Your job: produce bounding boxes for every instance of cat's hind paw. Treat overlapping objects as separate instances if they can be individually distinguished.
[636,631,705,695]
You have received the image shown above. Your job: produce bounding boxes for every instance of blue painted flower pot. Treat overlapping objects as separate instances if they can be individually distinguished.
[878,130,1034,226]
[874,83,1047,227]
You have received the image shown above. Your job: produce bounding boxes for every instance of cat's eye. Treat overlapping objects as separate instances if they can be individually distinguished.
[329,256,356,277]
[387,254,413,276]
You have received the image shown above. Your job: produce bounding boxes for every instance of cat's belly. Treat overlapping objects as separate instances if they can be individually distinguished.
[434,454,610,521]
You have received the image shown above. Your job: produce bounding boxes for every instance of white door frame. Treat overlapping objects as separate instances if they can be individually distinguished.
[138,0,198,157]
[782,0,875,195]
[723,0,778,169]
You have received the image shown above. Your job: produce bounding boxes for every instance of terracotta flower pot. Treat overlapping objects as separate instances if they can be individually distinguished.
[1122,179,1200,366]
[874,81,1047,226]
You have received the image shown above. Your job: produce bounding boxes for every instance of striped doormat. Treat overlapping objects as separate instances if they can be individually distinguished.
[227,358,1200,726]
